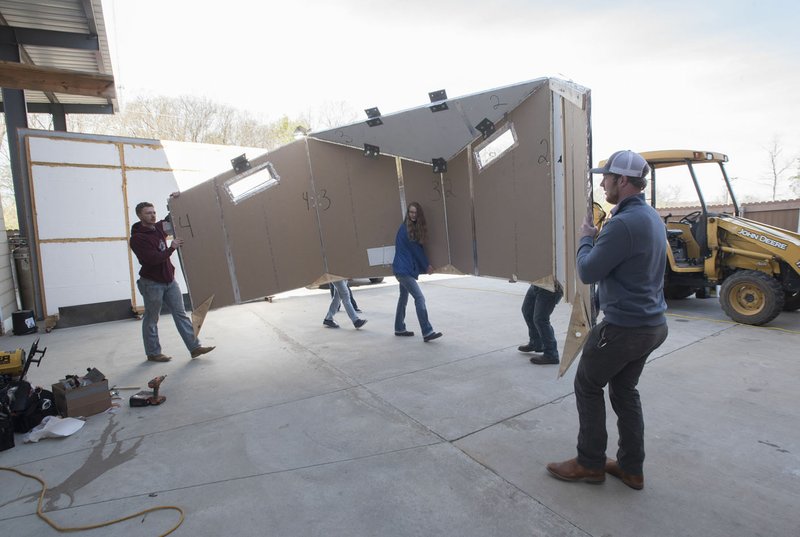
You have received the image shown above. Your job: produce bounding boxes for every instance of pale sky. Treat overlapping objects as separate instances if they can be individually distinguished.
[102,0,800,201]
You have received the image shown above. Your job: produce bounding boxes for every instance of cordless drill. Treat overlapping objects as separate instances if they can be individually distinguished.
[129,375,167,407]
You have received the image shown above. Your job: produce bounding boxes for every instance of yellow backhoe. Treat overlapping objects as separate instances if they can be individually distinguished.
[609,150,800,325]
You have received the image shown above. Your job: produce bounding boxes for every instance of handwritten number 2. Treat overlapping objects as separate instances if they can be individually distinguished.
[538,139,550,164]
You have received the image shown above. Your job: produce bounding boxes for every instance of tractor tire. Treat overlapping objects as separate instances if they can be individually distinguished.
[719,270,784,325]
[783,291,800,312]
[664,284,695,300]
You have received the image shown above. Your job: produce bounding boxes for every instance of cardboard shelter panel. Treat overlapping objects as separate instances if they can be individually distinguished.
[558,90,594,376]
[312,78,549,163]
[562,99,592,308]
[439,150,476,274]
[166,79,591,322]
[170,180,236,307]
[40,241,131,316]
[399,160,451,271]
[472,88,553,282]
[31,165,126,240]
[308,139,399,279]
[212,141,323,301]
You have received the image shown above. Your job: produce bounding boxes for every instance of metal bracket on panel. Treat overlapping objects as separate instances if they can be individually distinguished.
[432,158,447,174]
[428,89,448,112]
[231,154,251,174]
[475,118,495,139]
[365,107,383,127]
[363,143,380,159]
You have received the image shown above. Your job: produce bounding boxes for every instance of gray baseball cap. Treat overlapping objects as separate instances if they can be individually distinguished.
[590,150,649,178]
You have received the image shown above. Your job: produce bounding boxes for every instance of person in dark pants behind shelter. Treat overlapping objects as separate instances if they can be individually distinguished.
[130,195,215,362]
[329,280,360,312]
[518,282,563,364]
[546,150,668,491]
[323,279,367,329]
[393,202,442,342]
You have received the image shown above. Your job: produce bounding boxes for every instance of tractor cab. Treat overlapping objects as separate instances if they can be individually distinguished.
[642,150,734,266]
[592,150,800,325]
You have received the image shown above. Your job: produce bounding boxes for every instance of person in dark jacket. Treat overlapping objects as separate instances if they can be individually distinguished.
[546,150,668,491]
[129,195,215,362]
[392,202,442,342]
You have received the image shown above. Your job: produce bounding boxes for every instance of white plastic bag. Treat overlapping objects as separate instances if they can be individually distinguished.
[23,415,85,443]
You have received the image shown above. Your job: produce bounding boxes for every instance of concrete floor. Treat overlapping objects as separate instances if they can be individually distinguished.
[1,275,798,536]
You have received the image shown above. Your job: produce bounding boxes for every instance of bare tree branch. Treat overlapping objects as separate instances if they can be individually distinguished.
[764,137,793,201]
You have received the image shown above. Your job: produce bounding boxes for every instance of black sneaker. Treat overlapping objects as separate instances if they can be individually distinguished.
[518,343,543,353]
[530,355,559,365]
[323,319,340,328]
[354,319,367,329]
[423,331,443,342]
[395,330,415,336]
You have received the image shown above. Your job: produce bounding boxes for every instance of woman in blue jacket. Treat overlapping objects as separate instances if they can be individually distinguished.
[393,202,442,342]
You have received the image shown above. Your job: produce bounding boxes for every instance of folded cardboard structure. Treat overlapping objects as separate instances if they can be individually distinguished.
[172,77,596,372]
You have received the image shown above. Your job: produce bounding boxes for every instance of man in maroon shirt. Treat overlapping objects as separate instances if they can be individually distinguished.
[130,196,215,362]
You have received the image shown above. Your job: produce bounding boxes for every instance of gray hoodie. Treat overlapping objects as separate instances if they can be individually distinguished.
[577,194,667,327]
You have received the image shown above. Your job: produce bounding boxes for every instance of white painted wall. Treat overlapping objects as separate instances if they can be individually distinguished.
[24,130,265,317]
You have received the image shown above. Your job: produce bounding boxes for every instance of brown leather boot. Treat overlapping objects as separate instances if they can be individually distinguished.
[546,458,605,484]
[605,458,644,490]
[190,345,216,358]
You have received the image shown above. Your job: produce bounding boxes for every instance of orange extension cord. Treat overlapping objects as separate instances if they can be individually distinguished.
[1,466,184,536]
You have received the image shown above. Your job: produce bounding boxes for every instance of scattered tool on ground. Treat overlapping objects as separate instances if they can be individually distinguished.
[129,376,167,407]
[0,339,47,383]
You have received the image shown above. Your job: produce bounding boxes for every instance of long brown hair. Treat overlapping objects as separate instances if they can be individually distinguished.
[405,202,427,244]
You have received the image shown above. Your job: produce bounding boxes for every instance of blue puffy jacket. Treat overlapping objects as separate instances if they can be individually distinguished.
[392,221,429,279]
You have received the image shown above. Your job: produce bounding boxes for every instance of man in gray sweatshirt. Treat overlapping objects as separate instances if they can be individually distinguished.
[547,150,668,491]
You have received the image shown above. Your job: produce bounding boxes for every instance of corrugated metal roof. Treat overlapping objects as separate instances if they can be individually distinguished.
[0,0,116,113]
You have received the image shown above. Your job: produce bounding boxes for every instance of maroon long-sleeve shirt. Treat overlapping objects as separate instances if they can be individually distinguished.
[130,221,176,283]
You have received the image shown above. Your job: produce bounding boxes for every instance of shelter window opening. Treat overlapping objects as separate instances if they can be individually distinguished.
[474,124,518,172]
[224,162,280,204]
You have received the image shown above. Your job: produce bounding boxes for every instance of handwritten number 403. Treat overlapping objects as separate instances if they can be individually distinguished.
[302,190,332,211]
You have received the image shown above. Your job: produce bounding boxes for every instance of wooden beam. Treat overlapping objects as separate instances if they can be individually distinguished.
[0,60,115,99]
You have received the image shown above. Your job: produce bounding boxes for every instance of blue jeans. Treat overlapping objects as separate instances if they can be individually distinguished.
[326,280,359,323]
[521,284,563,357]
[137,278,200,356]
[330,281,358,311]
[574,320,668,474]
[394,275,433,336]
